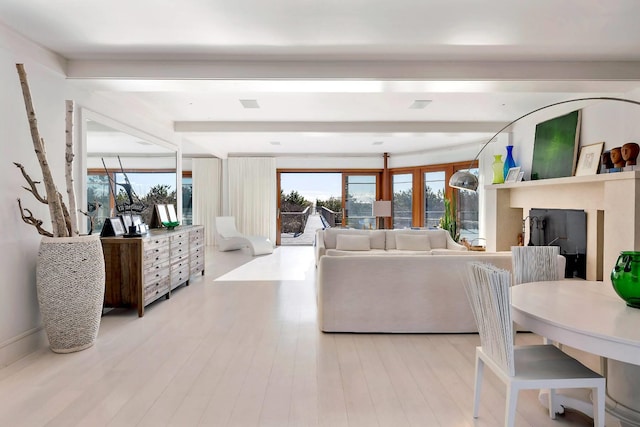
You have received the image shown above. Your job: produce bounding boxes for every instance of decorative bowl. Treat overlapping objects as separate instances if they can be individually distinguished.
[162,221,180,230]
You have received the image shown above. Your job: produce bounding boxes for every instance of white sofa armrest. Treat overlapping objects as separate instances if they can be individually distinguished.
[315,229,327,265]
[444,232,468,250]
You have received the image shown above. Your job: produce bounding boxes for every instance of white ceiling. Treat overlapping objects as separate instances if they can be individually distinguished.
[3,0,640,158]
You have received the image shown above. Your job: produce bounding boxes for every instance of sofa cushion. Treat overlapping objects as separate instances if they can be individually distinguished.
[323,229,386,249]
[395,233,432,251]
[386,229,446,250]
[336,234,371,251]
[427,231,448,249]
[326,249,389,256]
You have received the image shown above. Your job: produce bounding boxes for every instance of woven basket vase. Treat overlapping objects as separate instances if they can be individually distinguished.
[36,234,105,353]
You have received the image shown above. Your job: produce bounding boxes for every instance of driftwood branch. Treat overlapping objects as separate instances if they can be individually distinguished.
[65,100,79,236]
[16,63,69,237]
[13,162,48,203]
[17,198,53,237]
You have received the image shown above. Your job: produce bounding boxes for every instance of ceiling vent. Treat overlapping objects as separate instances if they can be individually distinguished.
[409,99,432,109]
[239,99,260,109]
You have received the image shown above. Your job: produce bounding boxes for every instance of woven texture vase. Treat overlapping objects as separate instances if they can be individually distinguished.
[36,234,105,353]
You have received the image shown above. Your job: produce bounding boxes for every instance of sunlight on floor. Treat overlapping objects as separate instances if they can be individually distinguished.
[214,246,316,281]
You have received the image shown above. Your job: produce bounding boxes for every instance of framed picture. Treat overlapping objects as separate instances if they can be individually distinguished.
[100,217,126,237]
[155,204,169,223]
[131,214,143,227]
[166,204,178,222]
[505,166,521,183]
[575,141,605,176]
[531,110,581,180]
[517,171,525,182]
[120,213,133,229]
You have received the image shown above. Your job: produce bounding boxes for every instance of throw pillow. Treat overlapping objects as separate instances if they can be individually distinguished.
[335,234,371,251]
[395,233,431,251]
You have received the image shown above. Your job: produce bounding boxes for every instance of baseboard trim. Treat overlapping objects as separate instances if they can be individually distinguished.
[0,326,47,369]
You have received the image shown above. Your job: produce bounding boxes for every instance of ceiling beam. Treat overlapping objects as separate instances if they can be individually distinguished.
[67,60,640,81]
[174,121,509,133]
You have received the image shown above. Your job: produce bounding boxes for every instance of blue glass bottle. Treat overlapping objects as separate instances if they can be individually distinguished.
[503,145,516,180]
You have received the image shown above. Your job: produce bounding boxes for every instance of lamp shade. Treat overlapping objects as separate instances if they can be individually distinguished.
[373,200,392,217]
[450,170,479,191]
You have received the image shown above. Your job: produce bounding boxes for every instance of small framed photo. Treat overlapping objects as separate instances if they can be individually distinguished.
[120,214,133,229]
[166,204,178,222]
[131,215,143,227]
[575,141,604,176]
[517,171,525,182]
[505,166,521,183]
[155,204,169,223]
[100,217,126,237]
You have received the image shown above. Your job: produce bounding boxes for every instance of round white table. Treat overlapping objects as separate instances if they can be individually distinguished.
[511,280,640,427]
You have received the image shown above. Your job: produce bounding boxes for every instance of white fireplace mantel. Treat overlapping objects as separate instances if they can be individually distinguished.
[484,170,640,280]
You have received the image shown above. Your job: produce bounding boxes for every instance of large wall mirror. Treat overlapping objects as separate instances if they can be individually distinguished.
[79,109,181,235]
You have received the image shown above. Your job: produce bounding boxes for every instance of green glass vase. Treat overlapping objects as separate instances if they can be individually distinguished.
[611,251,640,308]
[492,155,505,184]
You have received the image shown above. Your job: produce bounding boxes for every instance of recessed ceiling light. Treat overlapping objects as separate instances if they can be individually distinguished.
[373,141,384,145]
[269,141,281,145]
[409,99,432,109]
[239,99,260,108]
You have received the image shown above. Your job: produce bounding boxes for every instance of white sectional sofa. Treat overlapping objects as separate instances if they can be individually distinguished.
[315,228,467,264]
[317,252,514,333]
[315,228,567,333]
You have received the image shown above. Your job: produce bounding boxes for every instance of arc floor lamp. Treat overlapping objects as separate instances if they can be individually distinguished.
[449,96,640,192]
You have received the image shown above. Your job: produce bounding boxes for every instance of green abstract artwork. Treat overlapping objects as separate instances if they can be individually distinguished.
[531,110,581,180]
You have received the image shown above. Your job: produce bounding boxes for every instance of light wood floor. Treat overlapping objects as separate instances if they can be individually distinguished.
[0,246,615,426]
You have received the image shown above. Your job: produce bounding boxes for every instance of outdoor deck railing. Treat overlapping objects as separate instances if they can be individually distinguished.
[281,206,311,236]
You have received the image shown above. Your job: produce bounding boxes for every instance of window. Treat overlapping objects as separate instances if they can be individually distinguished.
[392,173,413,229]
[182,176,193,225]
[457,167,479,243]
[423,171,446,228]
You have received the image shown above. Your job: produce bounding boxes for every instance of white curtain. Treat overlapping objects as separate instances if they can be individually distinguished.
[193,158,222,246]
[227,157,277,243]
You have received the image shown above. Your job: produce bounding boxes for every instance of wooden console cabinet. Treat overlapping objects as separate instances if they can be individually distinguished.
[101,225,205,317]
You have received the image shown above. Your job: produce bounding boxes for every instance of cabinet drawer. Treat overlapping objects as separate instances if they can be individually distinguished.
[145,236,170,251]
[170,231,189,243]
[143,261,170,283]
[144,277,170,304]
[190,245,204,259]
[143,248,170,268]
[190,256,204,275]
[190,229,204,244]
[171,265,190,289]
[171,241,189,258]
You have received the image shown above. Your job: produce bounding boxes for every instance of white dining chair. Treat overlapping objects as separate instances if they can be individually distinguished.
[511,245,561,285]
[463,262,605,427]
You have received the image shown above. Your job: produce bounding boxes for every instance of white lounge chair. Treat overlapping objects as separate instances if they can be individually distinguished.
[214,216,274,256]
